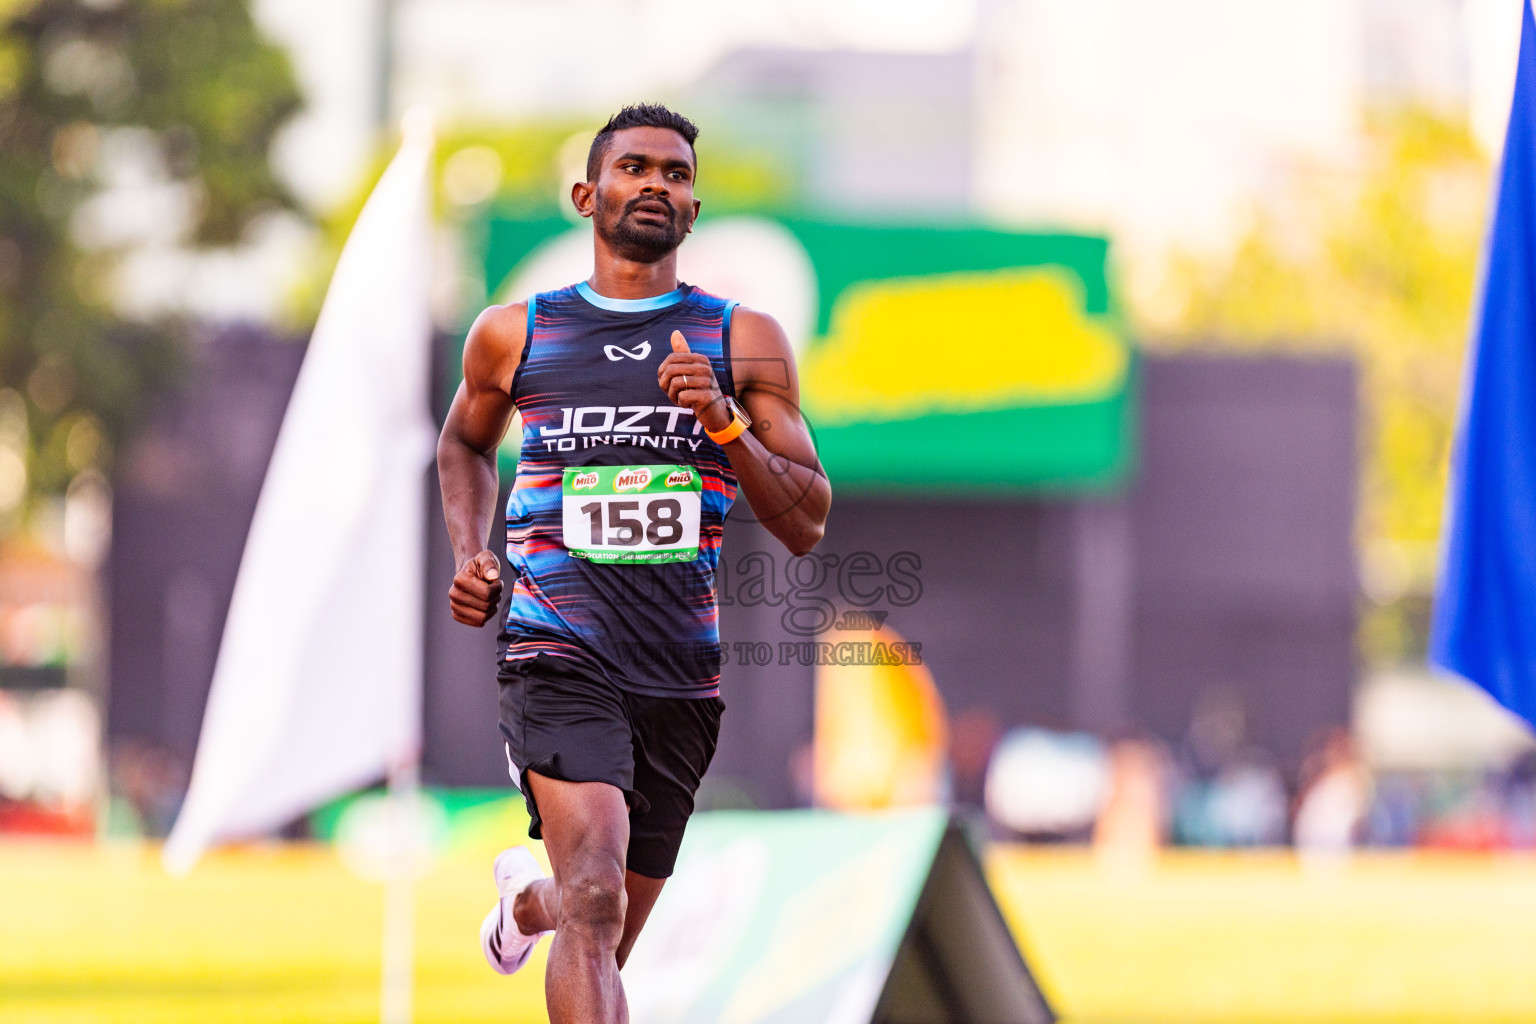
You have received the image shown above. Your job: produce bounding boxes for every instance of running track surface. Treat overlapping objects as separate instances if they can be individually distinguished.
[4,828,1535,1023]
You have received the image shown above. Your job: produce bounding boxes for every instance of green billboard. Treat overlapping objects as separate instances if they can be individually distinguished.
[478,215,1135,493]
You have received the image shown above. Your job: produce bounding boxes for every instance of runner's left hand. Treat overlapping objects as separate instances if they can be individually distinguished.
[658,330,732,433]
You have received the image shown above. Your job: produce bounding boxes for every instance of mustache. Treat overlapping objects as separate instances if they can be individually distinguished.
[623,195,676,218]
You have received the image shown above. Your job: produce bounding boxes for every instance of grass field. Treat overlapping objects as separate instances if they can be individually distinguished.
[4,810,1536,1024]
[991,847,1536,1024]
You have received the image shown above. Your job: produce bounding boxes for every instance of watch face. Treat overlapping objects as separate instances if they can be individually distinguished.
[729,396,753,427]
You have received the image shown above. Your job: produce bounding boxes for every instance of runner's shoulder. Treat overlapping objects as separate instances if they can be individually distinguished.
[729,306,786,343]
[728,306,795,385]
[464,301,529,392]
[468,301,529,354]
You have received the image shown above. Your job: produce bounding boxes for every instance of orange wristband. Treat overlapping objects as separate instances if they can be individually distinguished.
[705,415,748,445]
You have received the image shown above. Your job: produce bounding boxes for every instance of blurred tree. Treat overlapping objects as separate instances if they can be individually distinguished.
[287,123,583,329]
[1154,109,1490,664]
[0,0,302,532]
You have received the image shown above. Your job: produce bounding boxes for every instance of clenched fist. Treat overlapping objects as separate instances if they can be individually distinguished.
[449,549,503,626]
[657,330,732,433]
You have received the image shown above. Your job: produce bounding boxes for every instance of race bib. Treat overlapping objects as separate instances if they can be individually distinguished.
[562,465,702,563]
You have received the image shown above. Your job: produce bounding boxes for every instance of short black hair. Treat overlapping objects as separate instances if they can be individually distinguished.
[586,103,700,182]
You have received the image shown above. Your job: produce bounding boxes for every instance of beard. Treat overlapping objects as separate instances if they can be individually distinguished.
[597,191,689,263]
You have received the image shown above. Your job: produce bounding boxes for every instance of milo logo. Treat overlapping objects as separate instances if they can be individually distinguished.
[572,471,600,490]
[614,467,653,492]
[665,469,694,488]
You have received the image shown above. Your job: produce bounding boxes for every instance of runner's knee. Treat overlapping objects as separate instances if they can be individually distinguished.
[558,863,627,937]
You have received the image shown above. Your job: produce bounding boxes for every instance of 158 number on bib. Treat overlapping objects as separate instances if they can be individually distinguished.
[562,465,702,563]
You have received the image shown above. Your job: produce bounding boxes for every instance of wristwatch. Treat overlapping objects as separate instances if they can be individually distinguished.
[704,396,752,444]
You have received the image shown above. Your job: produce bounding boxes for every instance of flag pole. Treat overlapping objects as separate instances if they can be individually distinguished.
[380,752,419,1024]
[377,101,434,1024]
[375,0,398,132]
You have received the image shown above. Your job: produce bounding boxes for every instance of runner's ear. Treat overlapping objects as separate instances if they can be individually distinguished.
[670,330,690,354]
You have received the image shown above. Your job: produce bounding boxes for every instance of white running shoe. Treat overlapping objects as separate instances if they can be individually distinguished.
[480,846,552,975]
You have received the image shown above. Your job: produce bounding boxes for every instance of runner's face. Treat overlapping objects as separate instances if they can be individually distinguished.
[590,127,698,262]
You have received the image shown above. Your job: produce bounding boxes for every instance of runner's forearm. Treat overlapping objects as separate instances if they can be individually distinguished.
[721,430,829,555]
[438,433,501,566]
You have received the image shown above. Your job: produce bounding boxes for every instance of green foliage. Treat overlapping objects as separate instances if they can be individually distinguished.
[0,0,302,525]
[1156,108,1490,662]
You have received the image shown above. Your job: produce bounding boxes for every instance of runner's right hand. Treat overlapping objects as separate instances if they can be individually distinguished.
[449,549,503,626]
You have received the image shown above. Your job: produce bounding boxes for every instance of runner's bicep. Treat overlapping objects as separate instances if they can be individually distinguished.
[445,302,526,456]
[443,379,518,457]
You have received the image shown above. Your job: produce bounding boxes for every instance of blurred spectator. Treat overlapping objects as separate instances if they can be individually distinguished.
[109,739,187,838]
[1416,772,1507,851]
[1294,727,1371,862]
[1172,687,1288,846]
[0,690,30,801]
[1173,756,1289,847]
[1365,773,1421,847]
[1501,751,1536,849]
[1209,758,1289,846]
[955,700,1536,851]
[1185,687,1248,777]
[812,626,948,810]
[1093,736,1170,867]
[949,706,1002,809]
[985,727,1108,841]
[28,688,100,807]
[0,688,101,836]
[788,740,815,808]
[1359,756,1536,853]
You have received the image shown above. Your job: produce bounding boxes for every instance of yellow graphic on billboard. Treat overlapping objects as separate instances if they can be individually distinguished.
[801,267,1128,425]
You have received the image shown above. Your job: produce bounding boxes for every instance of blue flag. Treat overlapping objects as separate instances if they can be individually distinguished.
[1429,0,1536,725]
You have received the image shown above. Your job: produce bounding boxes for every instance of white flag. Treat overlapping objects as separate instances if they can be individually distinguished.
[164,114,437,874]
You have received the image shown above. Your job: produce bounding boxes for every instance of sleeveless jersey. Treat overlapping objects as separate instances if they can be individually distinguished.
[502,281,739,698]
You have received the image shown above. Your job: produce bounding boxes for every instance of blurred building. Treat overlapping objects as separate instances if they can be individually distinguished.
[684,48,974,217]
[106,327,304,818]
[228,0,1527,324]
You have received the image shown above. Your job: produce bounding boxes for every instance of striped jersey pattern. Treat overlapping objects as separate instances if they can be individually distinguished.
[502,281,739,698]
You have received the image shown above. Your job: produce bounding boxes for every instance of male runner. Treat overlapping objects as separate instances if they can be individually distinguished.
[436,104,831,1023]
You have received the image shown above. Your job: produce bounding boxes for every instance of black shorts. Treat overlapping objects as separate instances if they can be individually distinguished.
[497,652,724,879]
